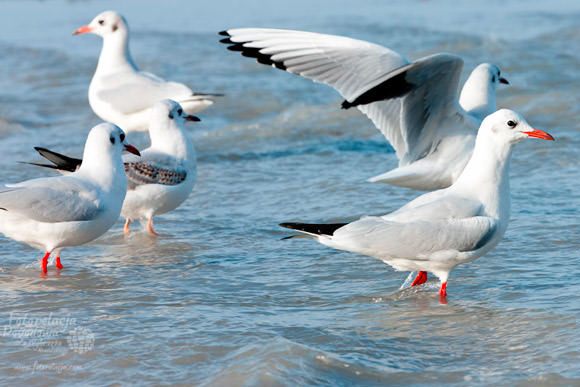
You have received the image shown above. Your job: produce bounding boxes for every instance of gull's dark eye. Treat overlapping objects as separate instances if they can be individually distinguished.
[177,108,183,115]
[120,133,125,142]
[98,19,105,25]
[507,120,517,128]
[109,136,115,144]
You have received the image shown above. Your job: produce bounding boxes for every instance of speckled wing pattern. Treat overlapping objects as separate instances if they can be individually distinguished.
[124,162,187,188]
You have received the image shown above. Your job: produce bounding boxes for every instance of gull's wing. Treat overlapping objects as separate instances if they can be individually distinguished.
[124,162,187,188]
[221,28,466,164]
[123,150,188,189]
[96,71,192,115]
[332,215,498,258]
[385,189,484,223]
[0,177,102,223]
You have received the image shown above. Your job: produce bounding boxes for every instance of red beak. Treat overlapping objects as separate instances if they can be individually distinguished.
[73,25,92,35]
[499,77,509,85]
[523,128,554,141]
[124,144,141,156]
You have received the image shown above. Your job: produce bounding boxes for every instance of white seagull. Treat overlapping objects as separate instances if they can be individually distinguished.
[0,123,140,273]
[220,28,509,190]
[75,10,222,133]
[27,100,198,236]
[280,109,554,298]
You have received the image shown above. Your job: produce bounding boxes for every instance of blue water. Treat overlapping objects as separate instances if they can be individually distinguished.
[0,0,579,385]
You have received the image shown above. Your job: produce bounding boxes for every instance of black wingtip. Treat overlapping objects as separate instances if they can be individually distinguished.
[341,100,353,110]
[18,161,63,170]
[220,40,288,71]
[32,147,82,172]
[279,222,348,236]
[218,30,230,36]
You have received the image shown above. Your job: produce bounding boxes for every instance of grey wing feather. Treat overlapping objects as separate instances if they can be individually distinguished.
[222,28,465,164]
[97,71,192,114]
[124,162,187,188]
[357,54,465,164]
[0,183,101,223]
[334,216,498,257]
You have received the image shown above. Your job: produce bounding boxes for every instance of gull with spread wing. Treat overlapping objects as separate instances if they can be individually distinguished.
[0,123,140,273]
[220,28,509,190]
[280,110,554,298]
[75,10,222,133]
[27,100,198,236]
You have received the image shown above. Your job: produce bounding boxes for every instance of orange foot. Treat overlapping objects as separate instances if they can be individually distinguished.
[146,217,161,236]
[411,271,428,287]
[124,219,131,234]
[55,256,63,270]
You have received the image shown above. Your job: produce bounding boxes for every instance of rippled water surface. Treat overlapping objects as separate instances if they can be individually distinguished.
[0,0,579,385]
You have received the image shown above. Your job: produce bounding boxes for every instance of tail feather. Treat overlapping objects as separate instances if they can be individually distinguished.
[191,92,224,98]
[279,222,348,237]
[31,147,82,172]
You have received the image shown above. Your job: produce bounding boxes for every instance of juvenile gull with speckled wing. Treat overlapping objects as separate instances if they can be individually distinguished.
[27,100,198,236]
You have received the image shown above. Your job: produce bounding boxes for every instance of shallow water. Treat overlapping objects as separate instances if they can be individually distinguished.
[0,0,579,385]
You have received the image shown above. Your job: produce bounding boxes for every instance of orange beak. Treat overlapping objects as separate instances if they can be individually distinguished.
[124,144,141,156]
[73,25,93,35]
[523,128,554,141]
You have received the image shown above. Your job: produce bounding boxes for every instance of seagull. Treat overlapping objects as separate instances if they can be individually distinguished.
[26,100,198,236]
[220,28,509,190]
[280,109,554,298]
[0,123,140,274]
[74,10,222,133]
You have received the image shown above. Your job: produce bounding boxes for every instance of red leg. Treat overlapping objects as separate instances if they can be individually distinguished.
[55,256,63,270]
[411,271,428,286]
[41,252,50,274]
[439,282,447,297]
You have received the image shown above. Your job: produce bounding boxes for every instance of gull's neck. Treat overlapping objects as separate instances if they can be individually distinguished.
[459,74,497,120]
[95,30,137,75]
[78,149,126,193]
[150,124,196,162]
[452,133,513,219]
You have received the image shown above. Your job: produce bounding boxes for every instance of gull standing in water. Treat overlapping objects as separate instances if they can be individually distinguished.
[280,110,554,298]
[28,100,198,236]
[75,10,222,133]
[0,124,140,273]
[220,28,509,190]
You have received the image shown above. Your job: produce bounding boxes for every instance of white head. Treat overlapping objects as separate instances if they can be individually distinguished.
[471,63,509,89]
[73,10,128,38]
[150,99,200,133]
[459,63,509,118]
[479,109,554,146]
[80,123,140,173]
[148,99,199,157]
